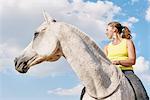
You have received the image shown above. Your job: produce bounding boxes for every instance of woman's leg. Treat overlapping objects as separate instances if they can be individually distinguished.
[122,70,149,100]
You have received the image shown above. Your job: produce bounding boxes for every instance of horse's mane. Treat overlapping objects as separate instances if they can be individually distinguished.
[65,23,111,65]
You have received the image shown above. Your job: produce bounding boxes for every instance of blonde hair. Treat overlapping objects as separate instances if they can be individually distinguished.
[108,21,132,39]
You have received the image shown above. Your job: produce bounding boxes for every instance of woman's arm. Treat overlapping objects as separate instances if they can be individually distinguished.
[112,39,136,66]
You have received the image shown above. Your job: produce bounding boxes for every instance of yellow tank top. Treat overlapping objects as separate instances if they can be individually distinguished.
[107,39,133,70]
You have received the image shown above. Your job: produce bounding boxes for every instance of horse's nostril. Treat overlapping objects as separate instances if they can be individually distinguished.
[23,61,28,65]
[14,57,18,66]
[22,66,29,73]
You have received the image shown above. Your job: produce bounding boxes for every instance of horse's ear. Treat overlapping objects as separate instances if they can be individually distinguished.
[42,10,53,23]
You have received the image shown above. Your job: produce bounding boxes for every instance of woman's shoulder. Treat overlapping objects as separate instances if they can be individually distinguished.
[124,38,134,48]
[125,39,134,44]
[123,38,133,43]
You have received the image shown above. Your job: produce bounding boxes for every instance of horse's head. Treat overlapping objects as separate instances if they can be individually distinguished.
[14,11,63,73]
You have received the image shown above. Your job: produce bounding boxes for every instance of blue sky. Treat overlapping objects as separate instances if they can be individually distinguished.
[0,0,150,100]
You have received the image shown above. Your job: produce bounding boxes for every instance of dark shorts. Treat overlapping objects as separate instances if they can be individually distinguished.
[122,70,149,100]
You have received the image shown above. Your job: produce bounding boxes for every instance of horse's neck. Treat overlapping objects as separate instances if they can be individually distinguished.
[58,23,122,98]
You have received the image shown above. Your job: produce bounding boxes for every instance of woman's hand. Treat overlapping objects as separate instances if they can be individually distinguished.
[112,61,120,65]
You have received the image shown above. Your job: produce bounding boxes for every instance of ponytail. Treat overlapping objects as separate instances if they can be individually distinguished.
[122,26,132,39]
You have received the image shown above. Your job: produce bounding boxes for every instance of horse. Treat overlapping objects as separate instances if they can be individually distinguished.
[14,11,135,100]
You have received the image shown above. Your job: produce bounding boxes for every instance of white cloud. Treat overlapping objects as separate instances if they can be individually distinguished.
[128,17,139,23]
[131,32,137,40]
[65,0,121,36]
[48,84,83,96]
[142,74,150,83]
[133,56,150,83]
[133,56,150,73]
[145,0,150,22]
[123,17,139,27]
[0,0,69,11]
[145,6,150,22]
[1,0,121,40]
[0,41,22,72]
[131,0,139,4]
[0,43,21,58]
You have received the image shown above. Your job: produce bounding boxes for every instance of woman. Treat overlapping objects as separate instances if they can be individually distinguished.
[104,21,149,100]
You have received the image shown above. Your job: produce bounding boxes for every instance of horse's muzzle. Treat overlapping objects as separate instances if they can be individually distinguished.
[14,57,30,73]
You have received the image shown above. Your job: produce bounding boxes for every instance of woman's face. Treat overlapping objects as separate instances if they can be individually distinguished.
[105,25,114,39]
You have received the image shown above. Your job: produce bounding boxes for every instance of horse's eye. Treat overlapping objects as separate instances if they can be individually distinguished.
[34,32,39,39]
[52,19,56,22]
